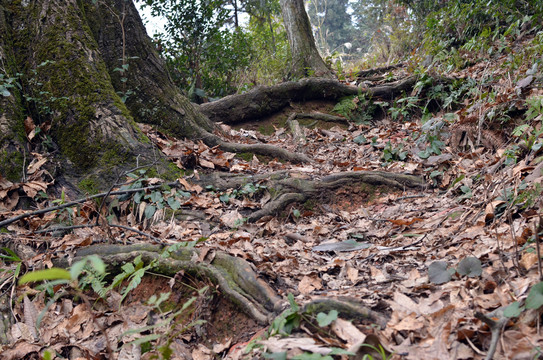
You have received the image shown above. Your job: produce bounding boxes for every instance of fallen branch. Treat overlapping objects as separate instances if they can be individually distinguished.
[356,63,405,78]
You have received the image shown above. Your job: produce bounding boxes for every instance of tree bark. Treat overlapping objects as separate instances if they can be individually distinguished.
[0,0,313,192]
[1,0,162,189]
[280,0,332,78]
[200,76,419,125]
[0,6,25,183]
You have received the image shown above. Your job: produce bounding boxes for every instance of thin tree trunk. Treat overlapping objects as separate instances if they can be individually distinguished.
[280,0,332,78]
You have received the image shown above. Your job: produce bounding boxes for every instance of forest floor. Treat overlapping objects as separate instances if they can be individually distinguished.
[2,36,543,360]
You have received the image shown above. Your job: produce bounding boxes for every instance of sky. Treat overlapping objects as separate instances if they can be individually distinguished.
[137,4,166,36]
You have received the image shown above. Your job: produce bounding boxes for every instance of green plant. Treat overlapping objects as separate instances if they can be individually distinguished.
[333,93,383,125]
[122,287,207,359]
[263,294,378,359]
[51,190,76,225]
[23,61,69,121]
[0,247,23,296]
[428,257,482,284]
[0,73,21,97]
[114,169,191,222]
[19,243,203,359]
[219,182,267,203]
[381,141,407,162]
[416,116,448,159]
[388,95,419,121]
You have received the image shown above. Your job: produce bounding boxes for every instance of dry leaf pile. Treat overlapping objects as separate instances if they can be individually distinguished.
[2,35,543,360]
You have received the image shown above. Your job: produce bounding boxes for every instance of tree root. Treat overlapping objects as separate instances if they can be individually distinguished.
[293,112,350,125]
[197,170,426,222]
[53,244,283,325]
[199,130,312,164]
[303,298,388,329]
[356,63,405,79]
[199,76,419,125]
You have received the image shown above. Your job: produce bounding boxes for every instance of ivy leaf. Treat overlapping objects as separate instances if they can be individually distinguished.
[457,257,482,277]
[526,282,543,310]
[144,204,156,219]
[428,261,452,284]
[353,135,368,144]
[167,197,180,210]
[263,353,287,360]
[503,301,524,318]
[316,310,338,327]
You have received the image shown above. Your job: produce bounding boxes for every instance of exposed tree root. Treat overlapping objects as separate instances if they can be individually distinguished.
[356,63,405,79]
[292,112,350,125]
[199,76,419,125]
[303,298,388,328]
[199,130,312,164]
[53,244,283,325]
[197,170,426,222]
[50,244,390,332]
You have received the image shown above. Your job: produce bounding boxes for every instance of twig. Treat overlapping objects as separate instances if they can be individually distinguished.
[0,181,182,228]
[79,291,114,358]
[536,214,542,281]
[475,310,508,360]
[34,223,161,243]
[94,162,158,226]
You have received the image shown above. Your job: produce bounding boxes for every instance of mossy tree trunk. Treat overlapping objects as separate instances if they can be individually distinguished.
[0,6,26,182]
[1,0,162,189]
[0,0,320,191]
[280,0,332,78]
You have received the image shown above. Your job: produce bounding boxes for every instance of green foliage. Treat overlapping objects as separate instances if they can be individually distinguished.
[428,257,482,284]
[0,72,21,97]
[23,61,70,121]
[388,96,419,121]
[306,0,357,58]
[416,116,448,159]
[141,0,287,99]
[424,0,543,68]
[381,141,407,163]
[114,169,190,221]
[122,286,207,359]
[351,0,418,64]
[218,182,267,203]
[333,93,382,124]
[269,293,302,336]
[428,261,452,284]
[316,310,338,327]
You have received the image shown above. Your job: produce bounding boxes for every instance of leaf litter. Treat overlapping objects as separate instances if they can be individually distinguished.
[3,39,543,360]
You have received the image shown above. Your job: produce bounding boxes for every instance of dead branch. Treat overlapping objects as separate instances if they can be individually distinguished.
[356,63,406,78]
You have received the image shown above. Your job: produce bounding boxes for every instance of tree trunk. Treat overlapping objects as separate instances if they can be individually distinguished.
[0,0,313,192]
[280,0,332,78]
[1,0,165,190]
[0,6,25,183]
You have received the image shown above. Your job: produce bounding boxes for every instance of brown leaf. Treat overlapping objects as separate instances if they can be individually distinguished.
[331,318,365,346]
[0,341,42,360]
[298,275,322,295]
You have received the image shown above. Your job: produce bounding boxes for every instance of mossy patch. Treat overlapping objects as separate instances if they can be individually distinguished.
[0,150,24,182]
[79,176,101,195]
